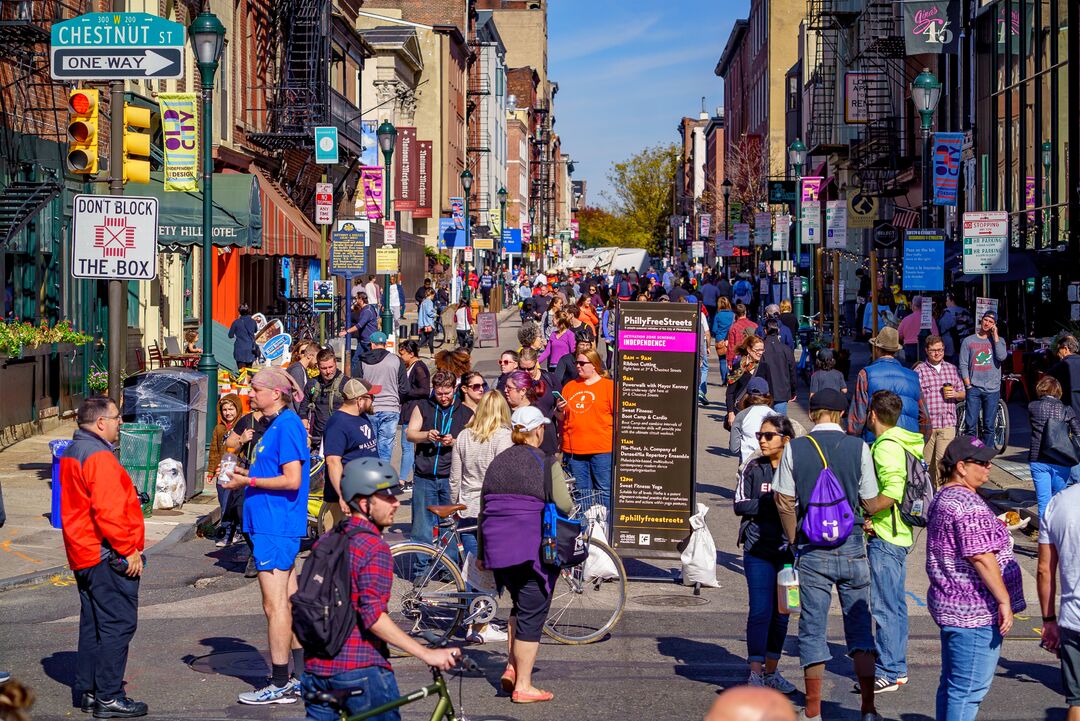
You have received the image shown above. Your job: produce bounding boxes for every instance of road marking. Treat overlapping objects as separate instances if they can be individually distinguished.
[0,538,43,564]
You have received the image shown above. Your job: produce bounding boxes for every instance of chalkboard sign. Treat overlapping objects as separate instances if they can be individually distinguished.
[476,312,498,347]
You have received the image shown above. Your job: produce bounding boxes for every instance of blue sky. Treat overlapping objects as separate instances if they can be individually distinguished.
[548,0,743,208]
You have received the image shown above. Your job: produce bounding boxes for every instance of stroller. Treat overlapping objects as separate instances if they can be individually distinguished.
[305,453,331,542]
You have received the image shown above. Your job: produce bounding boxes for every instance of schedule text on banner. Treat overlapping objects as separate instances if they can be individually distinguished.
[933,132,964,206]
[159,93,198,192]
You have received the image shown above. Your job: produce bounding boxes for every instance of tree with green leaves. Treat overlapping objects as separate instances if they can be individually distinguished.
[603,143,679,256]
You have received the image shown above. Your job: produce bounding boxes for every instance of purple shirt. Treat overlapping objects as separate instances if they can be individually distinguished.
[926,486,1026,628]
[538,329,576,369]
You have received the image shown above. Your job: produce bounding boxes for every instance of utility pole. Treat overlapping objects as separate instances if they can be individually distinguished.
[106,0,126,404]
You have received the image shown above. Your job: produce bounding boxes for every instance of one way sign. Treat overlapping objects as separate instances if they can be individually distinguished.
[51,48,182,80]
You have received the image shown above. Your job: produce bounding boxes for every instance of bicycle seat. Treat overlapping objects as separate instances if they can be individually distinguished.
[304,687,364,709]
[427,503,467,518]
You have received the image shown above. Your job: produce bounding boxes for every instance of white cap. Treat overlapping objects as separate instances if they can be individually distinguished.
[511,405,551,432]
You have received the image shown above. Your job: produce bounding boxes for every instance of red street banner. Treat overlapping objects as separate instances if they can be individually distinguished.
[416,140,432,218]
[394,127,418,211]
[359,167,383,221]
[933,132,963,207]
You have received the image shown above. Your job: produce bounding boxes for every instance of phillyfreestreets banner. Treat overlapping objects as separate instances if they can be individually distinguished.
[903,0,960,55]
[159,93,198,192]
[359,167,384,221]
[613,302,699,556]
[933,132,964,206]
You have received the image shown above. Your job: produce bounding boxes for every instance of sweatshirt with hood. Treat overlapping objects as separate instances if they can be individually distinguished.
[209,392,242,473]
[359,347,409,414]
[868,425,926,547]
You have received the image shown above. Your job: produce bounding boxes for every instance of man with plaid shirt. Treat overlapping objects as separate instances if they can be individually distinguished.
[914,334,966,486]
[300,458,458,721]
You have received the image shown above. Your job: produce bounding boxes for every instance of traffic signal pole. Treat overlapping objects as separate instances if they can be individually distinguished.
[106,0,125,405]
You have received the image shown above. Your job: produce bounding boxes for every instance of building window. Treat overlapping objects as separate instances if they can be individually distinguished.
[219,41,229,141]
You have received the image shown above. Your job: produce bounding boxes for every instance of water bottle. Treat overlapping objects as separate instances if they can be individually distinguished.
[217,448,238,485]
[777,564,800,615]
[542,536,558,566]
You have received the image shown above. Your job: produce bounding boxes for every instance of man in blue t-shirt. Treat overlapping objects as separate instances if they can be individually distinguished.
[321,378,381,531]
[222,369,310,705]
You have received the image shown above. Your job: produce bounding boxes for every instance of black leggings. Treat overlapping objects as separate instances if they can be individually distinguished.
[494,562,552,642]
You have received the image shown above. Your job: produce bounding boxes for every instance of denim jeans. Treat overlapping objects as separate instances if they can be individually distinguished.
[868,536,910,681]
[301,666,401,721]
[566,452,612,510]
[964,385,1000,448]
[1031,461,1071,517]
[1070,462,1080,488]
[936,624,1002,721]
[370,411,398,464]
[743,552,791,663]
[699,352,710,398]
[410,475,450,546]
[398,424,415,483]
[718,357,729,385]
[796,533,874,668]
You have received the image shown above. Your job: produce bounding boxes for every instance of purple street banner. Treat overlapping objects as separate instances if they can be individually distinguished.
[359,166,383,221]
[903,0,959,55]
[613,302,699,557]
[450,196,465,230]
[698,213,711,239]
[715,233,734,257]
[933,132,964,206]
[801,176,823,204]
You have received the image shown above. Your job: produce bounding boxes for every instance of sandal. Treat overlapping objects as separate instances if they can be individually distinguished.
[499,665,516,693]
[511,689,553,704]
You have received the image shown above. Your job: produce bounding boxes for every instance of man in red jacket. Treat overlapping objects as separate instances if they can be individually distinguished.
[60,396,147,719]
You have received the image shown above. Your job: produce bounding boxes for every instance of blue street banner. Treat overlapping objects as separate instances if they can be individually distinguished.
[902,229,946,291]
[439,218,464,249]
[501,228,522,254]
[450,197,465,230]
[933,132,963,206]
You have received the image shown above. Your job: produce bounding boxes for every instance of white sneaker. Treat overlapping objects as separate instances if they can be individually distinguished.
[237,680,299,705]
[472,624,508,643]
[747,671,765,687]
[764,670,797,694]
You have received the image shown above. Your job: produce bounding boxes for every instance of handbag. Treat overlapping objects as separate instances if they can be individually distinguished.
[1040,415,1080,467]
[535,452,589,568]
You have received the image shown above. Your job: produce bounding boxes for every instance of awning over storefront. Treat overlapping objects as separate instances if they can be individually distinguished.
[240,169,320,258]
[142,172,262,248]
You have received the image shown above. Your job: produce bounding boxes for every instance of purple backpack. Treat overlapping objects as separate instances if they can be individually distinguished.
[800,436,855,547]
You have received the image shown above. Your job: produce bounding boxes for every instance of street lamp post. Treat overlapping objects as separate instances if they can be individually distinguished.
[189,10,225,444]
[911,68,942,229]
[1043,139,1053,238]
[497,185,508,305]
[377,121,397,336]
[528,204,536,276]
[722,178,731,272]
[788,138,807,321]
[461,169,473,303]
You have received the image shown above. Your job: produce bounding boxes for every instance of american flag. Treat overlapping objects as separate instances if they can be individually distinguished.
[892,206,919,229]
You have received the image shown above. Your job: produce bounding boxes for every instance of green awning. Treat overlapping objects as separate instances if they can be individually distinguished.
[137,172,263,248]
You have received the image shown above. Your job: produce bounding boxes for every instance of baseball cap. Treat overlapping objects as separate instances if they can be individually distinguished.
[369,331,388,344]
[941,435,997,468]
[511,405,551,432]
[342,378,382,400]
[982,310,997,321]
[747,377,770,396]
[809,387,847,412]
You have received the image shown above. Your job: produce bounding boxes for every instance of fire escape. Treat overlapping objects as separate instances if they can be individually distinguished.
[0,0,82,246]
[466,47,491,213]
[804,0,857,157]
[532,99,553,241]
[848,0,907,196]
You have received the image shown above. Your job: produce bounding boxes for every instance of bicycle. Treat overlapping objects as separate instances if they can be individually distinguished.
[387,487,627,646]
[955,397,1010,455]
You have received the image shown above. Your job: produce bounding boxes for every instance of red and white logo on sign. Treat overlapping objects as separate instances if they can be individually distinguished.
[94,217,136,258]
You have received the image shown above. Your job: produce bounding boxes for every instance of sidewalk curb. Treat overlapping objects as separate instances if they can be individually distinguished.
[0,507,221,594]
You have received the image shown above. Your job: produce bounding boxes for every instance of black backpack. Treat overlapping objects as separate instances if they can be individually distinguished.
[291,520,376,659]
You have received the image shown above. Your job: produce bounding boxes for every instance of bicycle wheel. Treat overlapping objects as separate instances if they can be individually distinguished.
[388,543,466,646]
[993,399,1010,454]
[543,537,627,645]
[954,400,968,436]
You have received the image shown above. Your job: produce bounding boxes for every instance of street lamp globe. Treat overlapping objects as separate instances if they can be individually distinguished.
[788,138,807,170]
[376,121,397,159]
[722,178,732,200]
[911,68,942,133]
[497,186,508,205]
[188,11,225,84]
[1043,140,1053,170]
[460,169,473,192]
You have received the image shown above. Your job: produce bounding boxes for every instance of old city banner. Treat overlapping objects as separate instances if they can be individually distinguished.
[903,0,960,55]
[158,93,198,192]
[359,166,384,221]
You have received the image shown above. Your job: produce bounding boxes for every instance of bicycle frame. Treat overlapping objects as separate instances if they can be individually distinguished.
[408,519,496,628]
[341,668,459,721]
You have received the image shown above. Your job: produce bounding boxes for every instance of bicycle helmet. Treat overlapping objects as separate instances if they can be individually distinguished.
[340,458,402,510]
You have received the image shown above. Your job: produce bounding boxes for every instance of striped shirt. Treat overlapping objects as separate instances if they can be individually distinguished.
[450,427,514,518]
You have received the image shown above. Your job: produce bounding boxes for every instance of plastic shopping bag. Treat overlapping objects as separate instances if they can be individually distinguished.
[583,505,619,581]
[680,503,720,588]
[154,458,186,510]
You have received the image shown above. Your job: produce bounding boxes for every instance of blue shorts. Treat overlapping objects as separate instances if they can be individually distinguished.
[250,533,301,572]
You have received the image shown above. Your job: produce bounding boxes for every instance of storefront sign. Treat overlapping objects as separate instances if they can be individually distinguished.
[416,140,432,218]
[311,279,334,313]
[375,247,399,274]
[848,192,879,229]
[394,127,417,210]
[159,93,198,192]
[844,72,882,124]
[902,229,946,291]
[330,219,368,275]
[613,302,699,556]
[933,132,964,206]
[474,237,494,250]
[773,215,790,252]
[962,211,1009,274]
[903,0,959,55]
[753,212,771,246]
[825,201,848,249]
[359,167,383,221]
[733,223,750,247]
[768,180,797,203]
[476,312,499,345]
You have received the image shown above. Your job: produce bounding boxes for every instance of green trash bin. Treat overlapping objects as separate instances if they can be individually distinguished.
[120,423,163,518]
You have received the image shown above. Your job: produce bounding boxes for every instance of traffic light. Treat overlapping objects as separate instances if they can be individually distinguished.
[123,103,152,184]
[66,88,99,175]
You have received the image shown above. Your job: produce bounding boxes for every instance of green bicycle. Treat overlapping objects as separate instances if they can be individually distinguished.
[304,659,476,721]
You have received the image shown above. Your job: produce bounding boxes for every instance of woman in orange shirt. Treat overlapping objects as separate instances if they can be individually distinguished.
[557,348,614,510]
[576,296,599,336]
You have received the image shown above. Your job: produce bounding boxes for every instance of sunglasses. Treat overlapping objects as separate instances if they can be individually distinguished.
[519,364,536,371]
[964,459,993,468]
[755,431,785,441]
[465,383,485,391]
[575,360,592,366]
[499,359,516,365]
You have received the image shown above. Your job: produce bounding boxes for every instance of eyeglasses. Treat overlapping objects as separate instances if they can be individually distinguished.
[101,414,122,422]
[926,346,945,353]
[498,359,515,365]
[750,346,764,354]
[755,431,784,441]
[465,383,485,391]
